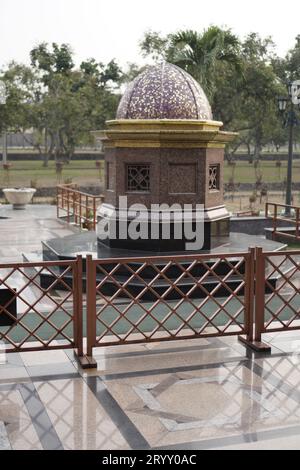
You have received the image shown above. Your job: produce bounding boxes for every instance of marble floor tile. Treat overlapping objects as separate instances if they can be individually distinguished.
[35,378,130,450]
[26,362,79,379]
[269,338,300,354]
[143,337,212,351]
[2,353,24,367]
[88,344,243,377]
[0,421,11,450]
[104,360,300,448]
[254,355,300,388]
[0,353,23,369]
[0,205,79,264]
[212,434,300,450]
[266,331,300,343]
[0,389,42,449]
[0,366,29,382]
[215,337,251,355]
[20,350,71,367]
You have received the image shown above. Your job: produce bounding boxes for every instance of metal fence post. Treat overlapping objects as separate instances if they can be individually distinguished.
[73,256,83,358]
[255,247,265,342]
[73,192,77,226]
[67,188,70,224]
[273,205,277,240]
[253,247,271,352]
[238,248,255,347]
[93,197,96,231]
[79,193,82,227]
[85,255,97,367]
[239,247,271,352]
[56,186,59,219]
[245,247,255,342]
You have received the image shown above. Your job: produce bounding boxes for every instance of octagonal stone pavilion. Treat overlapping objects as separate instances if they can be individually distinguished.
[95,62,237,251]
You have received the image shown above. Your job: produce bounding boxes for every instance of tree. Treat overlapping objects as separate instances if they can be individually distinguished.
[168,27,242,100]
[1,43,124,166]
[272,36,300,147]
[140,29,288,158]
[209,33,286,158]
[140,27,242,99]
[0,62,37,135]
[139,31,172,62]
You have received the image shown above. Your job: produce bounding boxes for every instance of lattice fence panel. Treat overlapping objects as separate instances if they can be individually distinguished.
[90,253,251,347]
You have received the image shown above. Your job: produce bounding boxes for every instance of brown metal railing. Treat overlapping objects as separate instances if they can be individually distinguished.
[0,257,83,356]
[57,184,104,231]
[254,247,300,344]
[85,250,255,357]
[265,202,300,240]
[1,246,300,364]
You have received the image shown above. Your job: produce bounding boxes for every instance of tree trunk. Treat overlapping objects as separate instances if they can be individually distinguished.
[42,153,49,167]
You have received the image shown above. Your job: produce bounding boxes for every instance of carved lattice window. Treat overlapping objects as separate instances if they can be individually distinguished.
[209,165,220,191]
[127,165,150,192]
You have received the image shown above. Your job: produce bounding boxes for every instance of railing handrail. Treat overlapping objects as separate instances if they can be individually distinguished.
[265,202,300,241]
[0,259,78,269]
[91,251,251,265]
[56,184,104,231]
[1,246,300,362]
[266,201,300,216]
[57,184,103,200]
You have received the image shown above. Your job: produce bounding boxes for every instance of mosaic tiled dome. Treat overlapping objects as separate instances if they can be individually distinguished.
[116,62,212,120]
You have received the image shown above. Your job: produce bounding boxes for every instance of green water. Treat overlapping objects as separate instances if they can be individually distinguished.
[1,295,299,345]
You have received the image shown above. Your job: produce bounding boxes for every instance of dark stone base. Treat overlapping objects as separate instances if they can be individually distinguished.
[265,227,296,244]
[238,335,272,353]
[26,230,285,299]
[0,288,17,326]
[98,216,230,252]
[24,250,279,301]
[42,230,284,263]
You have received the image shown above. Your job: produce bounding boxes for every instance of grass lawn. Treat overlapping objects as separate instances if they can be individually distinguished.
[1,159,300,190]
[0,160,105,188]
[224,160,300,184]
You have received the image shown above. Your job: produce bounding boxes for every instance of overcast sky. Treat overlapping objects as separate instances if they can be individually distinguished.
[1,0,299,69]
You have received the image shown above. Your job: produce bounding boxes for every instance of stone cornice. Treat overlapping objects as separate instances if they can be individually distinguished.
[92,119,238,149]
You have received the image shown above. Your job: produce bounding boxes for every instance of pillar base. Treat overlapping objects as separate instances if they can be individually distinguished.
[238,335,272,353]
[75,353,98,370]
[97,205,230,252]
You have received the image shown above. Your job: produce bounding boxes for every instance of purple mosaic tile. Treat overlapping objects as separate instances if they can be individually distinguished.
[117,62,212,121]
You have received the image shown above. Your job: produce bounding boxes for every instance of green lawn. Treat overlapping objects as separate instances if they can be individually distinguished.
[0,160,104,188]
[0,159,299,189]
[224,160,300,184]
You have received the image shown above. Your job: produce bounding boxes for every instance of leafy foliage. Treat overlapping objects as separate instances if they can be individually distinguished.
[1,30,300,169]
[140,28,300,158]
[0,43,123,166]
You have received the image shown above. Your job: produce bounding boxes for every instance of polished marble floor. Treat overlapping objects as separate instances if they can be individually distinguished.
[1,205,300,450]
[0,204,78,263]
[0,334,300,450]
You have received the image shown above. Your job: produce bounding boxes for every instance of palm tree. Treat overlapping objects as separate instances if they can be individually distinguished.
[167,27,242,99]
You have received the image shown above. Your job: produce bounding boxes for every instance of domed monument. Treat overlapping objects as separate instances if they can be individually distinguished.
[25,62,283,299]
[95,62,237,252]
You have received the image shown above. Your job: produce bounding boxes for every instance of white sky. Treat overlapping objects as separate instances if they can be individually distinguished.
[1,0,299,69]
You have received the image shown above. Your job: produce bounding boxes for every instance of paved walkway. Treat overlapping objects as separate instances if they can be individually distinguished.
[0,205,300,450]
[0,205,78,263]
